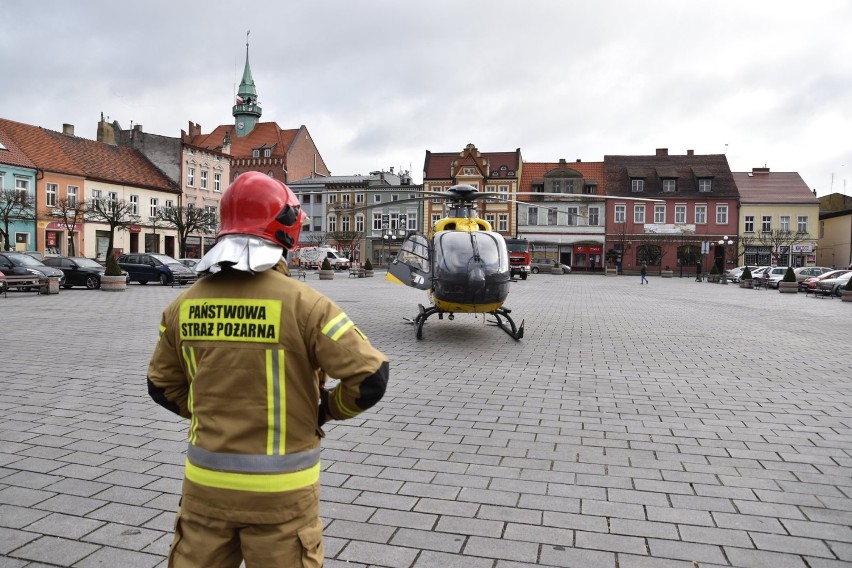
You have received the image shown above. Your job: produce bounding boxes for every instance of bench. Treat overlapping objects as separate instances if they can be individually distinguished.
[291,267,306,280]
[348,267,366,278]
[1,275,47,297]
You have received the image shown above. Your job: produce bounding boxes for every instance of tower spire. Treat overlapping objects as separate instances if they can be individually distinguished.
[233,30,262,136]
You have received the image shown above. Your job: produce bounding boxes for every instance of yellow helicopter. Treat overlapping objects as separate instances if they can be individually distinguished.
[385,184,522,339]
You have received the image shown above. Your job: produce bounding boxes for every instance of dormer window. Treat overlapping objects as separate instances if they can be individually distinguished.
[264,148,272,158]
[698,178,712,192]
[631,178,645,192]
[252,149,260,158]
[661,179,677,192]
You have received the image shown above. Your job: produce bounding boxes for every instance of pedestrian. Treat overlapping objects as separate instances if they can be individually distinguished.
[590,257,596,272]
[696,260,703,282]
[640,262,649,285]
[147,172,389,568]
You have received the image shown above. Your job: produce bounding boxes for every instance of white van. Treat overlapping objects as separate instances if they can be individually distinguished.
[295,247,351,270]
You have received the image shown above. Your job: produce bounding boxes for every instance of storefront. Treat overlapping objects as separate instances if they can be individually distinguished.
[573,244,603,271]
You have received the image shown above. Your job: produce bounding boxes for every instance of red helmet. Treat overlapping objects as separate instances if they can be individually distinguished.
[218,172,305,250]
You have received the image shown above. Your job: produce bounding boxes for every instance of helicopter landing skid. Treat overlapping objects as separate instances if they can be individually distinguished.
[406,304,523,341]
[488,307,524,341]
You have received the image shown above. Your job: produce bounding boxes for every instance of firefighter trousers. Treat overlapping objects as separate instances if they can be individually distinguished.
[168,507,324,568]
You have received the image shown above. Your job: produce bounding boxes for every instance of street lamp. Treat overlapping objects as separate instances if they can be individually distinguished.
[718,235,733,284]
[381,214,407,266]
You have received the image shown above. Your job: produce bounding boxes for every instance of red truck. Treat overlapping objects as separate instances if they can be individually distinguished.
[505,238,530,280]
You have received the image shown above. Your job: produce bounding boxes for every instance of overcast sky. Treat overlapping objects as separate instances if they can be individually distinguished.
[3,1,851,196]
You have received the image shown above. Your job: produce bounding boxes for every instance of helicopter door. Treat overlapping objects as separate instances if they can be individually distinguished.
[388,233,432,290]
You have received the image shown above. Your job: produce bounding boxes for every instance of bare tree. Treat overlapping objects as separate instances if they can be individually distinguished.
[756,230,811,265]
[85,197,137,259]
[326,230,363,260]
[156,206,218,258]
[0,189,35,251]
[298,231,326,247]
[51,197,86,256]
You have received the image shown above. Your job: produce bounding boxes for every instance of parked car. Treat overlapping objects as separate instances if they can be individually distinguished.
[178,258,200,269]
[749,266,771,282]
[815,271,852,297]
[20,250,45,262]
[794,266,833,283]
[530,259,571,274]
[117,253,198,285]
[764,266,794,289]
[800,269,851,293]
[0,251,66,287]
[726,265,754,283]
[43,256,128,289]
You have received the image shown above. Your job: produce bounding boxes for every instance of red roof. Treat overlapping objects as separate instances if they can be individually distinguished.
[521,161,605,188]
[0,117,177,192]
[187,122,298,158]
[424,147,521,180]
[732,171,818,204]
[0,126,36,169]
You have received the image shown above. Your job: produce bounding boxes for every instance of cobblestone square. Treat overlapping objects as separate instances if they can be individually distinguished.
[1,272,850,567]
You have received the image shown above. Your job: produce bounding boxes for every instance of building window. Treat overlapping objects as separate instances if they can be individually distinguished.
[200,170,208,190]
[46,183,57,206]
[67,186,78,207]
[205,205,216,216]
[356,215,364,232]
[373,213,382,230]
[356,193,365,204]
[391,195,399,202]
[744,215,755,232]
[498,214,508,232]
[252,149,260,158]
[341,216,350,231]
[130,195,139,215]
[654,204,665,223]
[567,207,579,226]
[675,204,686,224]
[716,204,728,225]
[615,204,626,223]
[528,207,538,225]
[548,208,558,226]
[634,204,645,224]
[311,216,321,231]
[374,194,381,204]
[565,180,575,194]
[264,148,272,158]
[165,199,174,208]
[431,214,441,226]
[583,183,596,195]
[698,178,712,192]
[552,180,561,193]
[328,193,336,204]
[187,167,195,187]
[15,177,29,196]
[302,194,311,204]
[214,173,221,192]
[341,193,351,205]
[91,189,102,200]
[797,216,808,233]
[108,191,118,208]
[498,185,509,202]
[762,216,772,232]
[150,198,159,218]
[695,205,707,224]
[662,179,676,192]
[780,215,790,232]
[631,179,644,192]
[328,215,336,232]
[588,207,600,226]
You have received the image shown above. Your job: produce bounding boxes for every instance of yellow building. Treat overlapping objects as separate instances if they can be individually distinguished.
[818,193,852,269]
[732,167,819,267]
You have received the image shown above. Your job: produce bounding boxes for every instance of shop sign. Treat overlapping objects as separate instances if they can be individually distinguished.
[129,225,142,233]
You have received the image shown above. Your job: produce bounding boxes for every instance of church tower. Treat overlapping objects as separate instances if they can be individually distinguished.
[232,32,262,137]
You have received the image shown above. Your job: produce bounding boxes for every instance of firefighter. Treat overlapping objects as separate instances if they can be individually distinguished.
[147,171,389,567]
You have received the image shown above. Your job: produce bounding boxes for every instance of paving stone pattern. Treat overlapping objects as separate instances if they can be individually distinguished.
[1,272,850,567]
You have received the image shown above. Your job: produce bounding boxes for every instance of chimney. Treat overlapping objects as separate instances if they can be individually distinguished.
[222,131,231,155]
[559,158,567,166]
[576,159,582,163]
[752,167,770,174]
[687,149,694,156]
[813,189,817,196]
[62,123,75,136]
[133,124,143,133]
[656,148,668,156]
[97,119,116,145]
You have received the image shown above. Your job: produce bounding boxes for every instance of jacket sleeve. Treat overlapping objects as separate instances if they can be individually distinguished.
[306,297,389,421]
[147,310,192,419]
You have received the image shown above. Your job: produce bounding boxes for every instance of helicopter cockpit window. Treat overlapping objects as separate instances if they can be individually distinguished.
[434,231,508,275]
[399,234,429,272]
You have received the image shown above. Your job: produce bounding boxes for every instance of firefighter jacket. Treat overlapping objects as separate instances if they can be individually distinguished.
[147,262,389,524]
